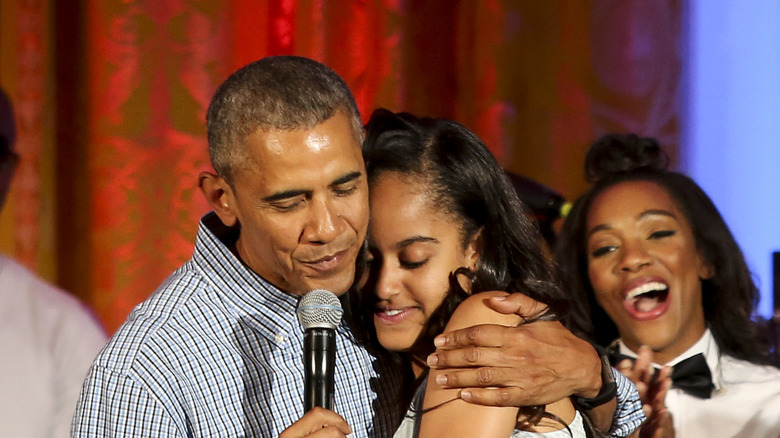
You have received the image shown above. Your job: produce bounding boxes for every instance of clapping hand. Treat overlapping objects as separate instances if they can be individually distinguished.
[617,345,674,438]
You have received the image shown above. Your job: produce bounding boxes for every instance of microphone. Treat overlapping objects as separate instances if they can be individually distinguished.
[296,289,343,412]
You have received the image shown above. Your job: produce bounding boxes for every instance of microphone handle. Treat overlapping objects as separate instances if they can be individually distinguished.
[304,327,336,412]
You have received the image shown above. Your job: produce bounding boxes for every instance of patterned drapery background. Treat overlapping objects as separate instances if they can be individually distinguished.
[0,0,682,334]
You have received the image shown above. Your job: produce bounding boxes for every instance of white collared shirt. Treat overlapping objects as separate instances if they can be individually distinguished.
[0,255,107,437]
[618,329,780,437]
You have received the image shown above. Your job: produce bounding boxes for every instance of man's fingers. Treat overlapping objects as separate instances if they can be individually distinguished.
[428,345,519,369]
[456,386,557,407]
[289,428,349,438]
[430,365,562,406]
[279,407,351,438]
[481,292,549,319]
[433,324,512,350]
[432,366,504,388]
[432,363,553,390]
[430,314,605,408]
[433,320,562,352]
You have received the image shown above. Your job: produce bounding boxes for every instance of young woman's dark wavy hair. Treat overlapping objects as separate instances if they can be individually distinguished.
[554,133,772,366]
[342,108,574,430]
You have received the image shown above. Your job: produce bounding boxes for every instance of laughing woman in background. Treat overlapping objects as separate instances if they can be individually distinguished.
[555,133,780,437]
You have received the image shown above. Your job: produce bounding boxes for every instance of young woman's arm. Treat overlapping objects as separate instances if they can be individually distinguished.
[419,291,577,438]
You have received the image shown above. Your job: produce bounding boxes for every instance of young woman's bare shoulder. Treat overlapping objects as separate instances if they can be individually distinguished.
[445,291,521,332]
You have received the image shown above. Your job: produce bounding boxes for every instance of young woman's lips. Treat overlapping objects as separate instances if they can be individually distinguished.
[374,307,417,325]
[621,279,671,321]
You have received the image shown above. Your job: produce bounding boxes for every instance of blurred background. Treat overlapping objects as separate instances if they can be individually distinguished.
[0,0,777,334]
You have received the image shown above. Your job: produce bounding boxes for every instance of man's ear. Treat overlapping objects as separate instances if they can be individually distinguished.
[199,171,238,227]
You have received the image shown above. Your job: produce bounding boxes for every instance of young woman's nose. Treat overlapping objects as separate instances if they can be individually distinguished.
[374,265,402,300]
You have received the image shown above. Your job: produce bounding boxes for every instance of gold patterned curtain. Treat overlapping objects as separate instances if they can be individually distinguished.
[0,0,682,333]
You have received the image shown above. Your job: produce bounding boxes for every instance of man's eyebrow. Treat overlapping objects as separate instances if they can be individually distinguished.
[260,172,363,203]
[262,189,309,203]
[331,171,362,186]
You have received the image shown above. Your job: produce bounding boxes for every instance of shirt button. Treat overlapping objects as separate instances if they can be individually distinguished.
[275,333,286,343]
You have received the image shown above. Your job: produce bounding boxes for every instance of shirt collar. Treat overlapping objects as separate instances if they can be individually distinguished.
[190,212,301,344]
[617,328,723,390]
[190,212,359,347]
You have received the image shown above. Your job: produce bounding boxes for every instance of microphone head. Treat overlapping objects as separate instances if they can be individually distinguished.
[296,289,343,330]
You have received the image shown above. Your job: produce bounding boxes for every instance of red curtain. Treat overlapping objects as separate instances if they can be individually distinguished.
[0,0,683,333]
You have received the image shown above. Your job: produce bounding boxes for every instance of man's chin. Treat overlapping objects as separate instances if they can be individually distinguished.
[298,272,355,297]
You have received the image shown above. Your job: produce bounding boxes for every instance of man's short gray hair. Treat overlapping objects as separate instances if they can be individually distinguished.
[206,56,363,186]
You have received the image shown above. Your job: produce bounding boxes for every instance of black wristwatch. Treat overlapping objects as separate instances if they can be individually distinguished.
[571,350,617,410]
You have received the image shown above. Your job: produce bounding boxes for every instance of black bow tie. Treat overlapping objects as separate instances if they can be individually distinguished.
[607,346,715,399]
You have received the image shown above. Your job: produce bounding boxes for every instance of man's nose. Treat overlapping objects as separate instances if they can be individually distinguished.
[303,197,342,244]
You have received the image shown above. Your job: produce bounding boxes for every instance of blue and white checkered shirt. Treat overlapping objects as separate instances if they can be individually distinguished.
[72,213,404,437]
[610,367,645,436]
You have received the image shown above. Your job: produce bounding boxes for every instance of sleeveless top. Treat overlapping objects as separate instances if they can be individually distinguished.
[393,377,588,438]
